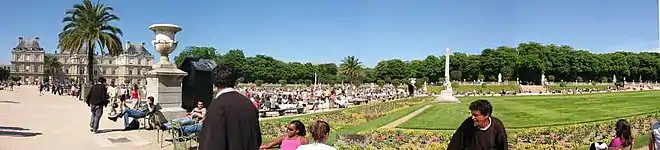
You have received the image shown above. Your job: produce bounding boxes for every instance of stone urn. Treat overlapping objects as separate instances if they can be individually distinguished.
[149,24,181,65]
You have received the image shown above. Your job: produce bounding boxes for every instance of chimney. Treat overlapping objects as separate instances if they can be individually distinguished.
[126,41,131,49]
[18,37,23,42]
[35,36,39,42]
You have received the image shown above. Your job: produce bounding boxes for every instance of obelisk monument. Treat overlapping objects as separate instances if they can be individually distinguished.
[436,47,459,103]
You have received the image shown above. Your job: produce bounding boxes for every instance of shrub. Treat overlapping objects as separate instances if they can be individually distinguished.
[304,79,313,87]
[278,79,287,87]
[376,80,385,88]
[254,80,264,86]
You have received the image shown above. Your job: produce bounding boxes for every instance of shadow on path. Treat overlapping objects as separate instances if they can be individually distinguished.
[0,100,20,104]
[0,126,42,137]
[0,126,28,130]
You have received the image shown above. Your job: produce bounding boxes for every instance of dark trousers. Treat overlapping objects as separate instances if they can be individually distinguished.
[89,105,103,131]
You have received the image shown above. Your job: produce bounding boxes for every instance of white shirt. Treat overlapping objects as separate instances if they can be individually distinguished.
[296,143,336,150]
[107,86,118,97]
[652,121,660,150]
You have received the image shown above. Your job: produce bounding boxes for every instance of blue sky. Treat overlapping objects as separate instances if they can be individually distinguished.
[0,0,657,67]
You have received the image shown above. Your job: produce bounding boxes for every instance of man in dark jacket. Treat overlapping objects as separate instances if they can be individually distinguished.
[199,62,262,150]
[86,77,109,133]
[448,99,508,150]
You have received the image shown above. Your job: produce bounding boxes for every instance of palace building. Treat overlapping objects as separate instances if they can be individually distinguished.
[10,36,154,85]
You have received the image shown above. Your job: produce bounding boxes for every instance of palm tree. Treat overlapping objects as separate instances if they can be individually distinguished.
[339,56,363,81]
[44,55,62,83]
[58,0,123,84]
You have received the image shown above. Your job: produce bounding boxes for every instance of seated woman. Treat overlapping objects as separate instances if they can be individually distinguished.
[260,120,309,150]
[160,101,206,130]
[296,120,336,150]
[108,96,155,131]
[609,119,634,150]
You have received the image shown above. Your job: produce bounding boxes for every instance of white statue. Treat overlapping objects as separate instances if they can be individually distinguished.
[541,74,546,85]
[497,73,502,83]
[613,75,616,83]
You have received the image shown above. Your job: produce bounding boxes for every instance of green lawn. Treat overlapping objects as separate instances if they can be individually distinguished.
[398,91,660,130]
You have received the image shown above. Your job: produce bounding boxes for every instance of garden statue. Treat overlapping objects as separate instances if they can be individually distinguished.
[436,47,458,103]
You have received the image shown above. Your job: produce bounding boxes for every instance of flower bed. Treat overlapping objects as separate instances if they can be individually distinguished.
[259,97,430,140]
[334,112,659,150]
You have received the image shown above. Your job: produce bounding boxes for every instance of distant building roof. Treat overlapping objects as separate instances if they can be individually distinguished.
[13,37,43,51]
[123,41,153,57]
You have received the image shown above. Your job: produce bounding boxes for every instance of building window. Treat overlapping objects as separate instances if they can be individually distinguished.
[128,70,132,75]
[109,60,113,64]
[25,66,30,72]
[26,55,31,61]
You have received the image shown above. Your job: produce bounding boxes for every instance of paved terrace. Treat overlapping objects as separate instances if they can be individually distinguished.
[0,86,172,150]
[0,86,356,150]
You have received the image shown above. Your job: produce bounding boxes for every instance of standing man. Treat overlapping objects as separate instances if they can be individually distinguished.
[447,99,508,150]
[107,82,118,115]
[86,77,110,133]
[199,62,262,150]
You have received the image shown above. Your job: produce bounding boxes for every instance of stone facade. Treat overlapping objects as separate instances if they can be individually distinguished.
[10,37,45,84]
[10,37,155,85]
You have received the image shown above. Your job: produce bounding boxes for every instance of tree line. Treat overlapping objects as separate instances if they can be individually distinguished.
[174,42,660,85]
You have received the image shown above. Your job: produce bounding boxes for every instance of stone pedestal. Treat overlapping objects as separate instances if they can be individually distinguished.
[436,87,459,103]
[146,64,188,121]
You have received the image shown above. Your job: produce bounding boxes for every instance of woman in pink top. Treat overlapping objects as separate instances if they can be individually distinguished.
[260,120,309,150]
[609,119,634,150]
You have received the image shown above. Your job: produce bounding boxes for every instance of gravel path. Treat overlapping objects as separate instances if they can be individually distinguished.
[379,105,432,129]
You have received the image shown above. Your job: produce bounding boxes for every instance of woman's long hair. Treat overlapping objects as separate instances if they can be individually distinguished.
[290,120,306,136]
[615,119,633,147]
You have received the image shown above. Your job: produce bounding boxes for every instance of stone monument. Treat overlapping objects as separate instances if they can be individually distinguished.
[436,47,459,103]
[613,75,616,83]
[146,24,188,121]
[497,73,502,83]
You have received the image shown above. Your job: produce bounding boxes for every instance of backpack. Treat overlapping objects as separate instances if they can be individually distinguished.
[128,119,140,130]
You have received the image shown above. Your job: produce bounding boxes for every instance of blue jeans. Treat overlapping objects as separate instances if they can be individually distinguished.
[123,109,145,127]
[181,124,202,135]
[163,118,195,129]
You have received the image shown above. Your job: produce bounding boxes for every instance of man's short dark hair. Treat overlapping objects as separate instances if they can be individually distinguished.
[212,61,241,88]
[469,99,493,116]
[97,77,106,83]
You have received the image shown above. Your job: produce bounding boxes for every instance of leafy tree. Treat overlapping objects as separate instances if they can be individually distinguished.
[376,80,385,87]
[548,75,555,82]
[327,80,336,87]
[44,55,62,80]
[11,76,21,82]
[254,80,264,86]
[58,0,123,83]
[278,79,287,87]
[0,68,9,81]
[414,78,425,90]
[477,75,485,81]
[174,47,219,65]
[350,80,362,88]
[339,56,363,81]
[391,79,401,88]
[450,71,462,81]
[600,77,609,83]
[304,79,313,87]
